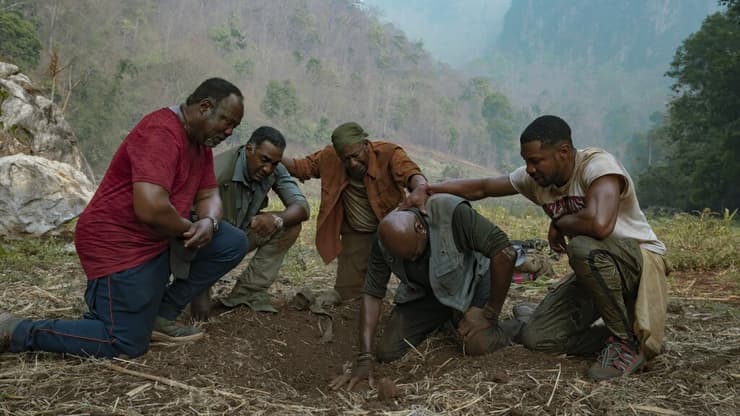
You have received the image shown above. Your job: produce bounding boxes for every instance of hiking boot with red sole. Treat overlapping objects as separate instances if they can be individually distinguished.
[588,336,646,380]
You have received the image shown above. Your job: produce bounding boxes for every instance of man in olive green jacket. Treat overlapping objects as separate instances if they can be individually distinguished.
[192,126,309,317]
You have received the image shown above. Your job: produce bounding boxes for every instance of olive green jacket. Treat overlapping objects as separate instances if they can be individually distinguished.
[214,146,309,230]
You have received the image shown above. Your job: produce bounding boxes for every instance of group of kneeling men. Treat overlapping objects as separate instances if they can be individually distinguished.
[0,78,669,383]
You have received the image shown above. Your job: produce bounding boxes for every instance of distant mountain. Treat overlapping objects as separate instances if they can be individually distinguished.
[358,0,720,159]
[18,0,520,174]
[362,0,510,66]
[498,0,717,70]
[469,0,720,155]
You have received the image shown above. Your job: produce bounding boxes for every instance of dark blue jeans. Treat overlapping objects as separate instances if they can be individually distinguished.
[10,221,247,358]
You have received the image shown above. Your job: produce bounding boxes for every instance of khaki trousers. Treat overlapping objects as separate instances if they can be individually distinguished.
[520,235,644,356]
[335,222,376,300]
[222,224,301,307]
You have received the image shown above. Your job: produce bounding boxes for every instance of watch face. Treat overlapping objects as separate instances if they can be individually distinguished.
[273,215,284,229]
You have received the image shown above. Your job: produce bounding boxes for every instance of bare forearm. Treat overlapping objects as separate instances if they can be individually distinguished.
[429,176,518,200]
[554,208,613,239]
[275,204,309,228]
[139,203,192,237]
[407,174,427,191]
[194,192,223,221]
[554,213,589,237]
[359,294,382,354]
[133,182,191,237]
[487,246,515,315]
[554,175,621,239]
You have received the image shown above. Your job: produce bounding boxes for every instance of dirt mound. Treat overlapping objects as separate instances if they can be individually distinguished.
[174,301,360,395]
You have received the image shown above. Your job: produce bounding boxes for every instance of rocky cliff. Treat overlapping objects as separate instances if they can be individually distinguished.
[0,62,94,237]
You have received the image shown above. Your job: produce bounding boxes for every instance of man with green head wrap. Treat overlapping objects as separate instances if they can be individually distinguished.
[283,122,428,299]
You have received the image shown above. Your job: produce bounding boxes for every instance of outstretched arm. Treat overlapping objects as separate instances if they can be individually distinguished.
[329,294,382,390]
[330,240,389,391]
[282,147,325,181]
[429,176,519,200]
[402,176,519,212]
[358,294,383,355]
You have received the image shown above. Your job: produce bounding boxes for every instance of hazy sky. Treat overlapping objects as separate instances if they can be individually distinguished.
[362,0,512,67]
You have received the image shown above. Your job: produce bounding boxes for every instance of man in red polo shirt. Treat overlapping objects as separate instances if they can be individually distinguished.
[0,78,248,358]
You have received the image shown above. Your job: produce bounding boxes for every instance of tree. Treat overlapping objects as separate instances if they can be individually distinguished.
[482,92,516,168]
[261,80,298,119]
[638,0,740,211]
[0,10,41,69]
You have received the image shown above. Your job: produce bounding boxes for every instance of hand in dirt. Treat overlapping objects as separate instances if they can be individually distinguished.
[398,183,431,214]
[190,290,212,321]
[457,306,495,341]
[548,220,567,253]
[329,352,375,391]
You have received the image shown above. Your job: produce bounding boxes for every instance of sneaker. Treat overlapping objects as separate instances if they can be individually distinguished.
[0,311,23,353]
[513,302,538,324]
[151,316,204,343]
[587,337,646,380]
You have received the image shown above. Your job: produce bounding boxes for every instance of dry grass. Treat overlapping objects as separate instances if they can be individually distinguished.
[1,207,739,415]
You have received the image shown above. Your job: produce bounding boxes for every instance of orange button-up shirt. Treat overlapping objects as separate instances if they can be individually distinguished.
[286,141,423,263]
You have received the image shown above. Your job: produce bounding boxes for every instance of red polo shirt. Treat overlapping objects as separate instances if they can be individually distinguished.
[74,108,217,279]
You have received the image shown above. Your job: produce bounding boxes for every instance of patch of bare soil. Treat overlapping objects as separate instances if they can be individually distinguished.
[1,261,738,415]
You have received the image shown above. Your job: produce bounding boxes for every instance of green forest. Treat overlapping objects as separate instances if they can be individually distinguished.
[0,0,738,212]
[635,0,740,211]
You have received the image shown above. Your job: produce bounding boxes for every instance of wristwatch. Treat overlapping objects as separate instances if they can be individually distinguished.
[204,216,219,233]
[271,214,284,230]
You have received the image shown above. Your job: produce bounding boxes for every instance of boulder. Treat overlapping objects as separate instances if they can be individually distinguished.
[0,154,94,237]
[0,61,96,237]
[0,62,94,181]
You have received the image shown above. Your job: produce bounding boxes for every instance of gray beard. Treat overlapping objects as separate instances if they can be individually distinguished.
[203,137,221,148]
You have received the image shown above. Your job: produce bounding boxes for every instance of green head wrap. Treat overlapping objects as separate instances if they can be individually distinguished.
[331,122,369,153]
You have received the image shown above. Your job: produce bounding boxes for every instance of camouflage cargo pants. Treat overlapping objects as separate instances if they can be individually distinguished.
[520,235,643,356]
[221,224,302,311]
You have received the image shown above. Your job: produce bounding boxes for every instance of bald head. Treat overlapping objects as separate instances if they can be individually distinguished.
[378,210,427,260]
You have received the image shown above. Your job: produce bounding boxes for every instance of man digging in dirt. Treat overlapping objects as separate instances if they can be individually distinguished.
[188,126,310,317]
[282,122,428,300]
[404,115,669,380]
[330,194,523,390]
[0,78,248,358]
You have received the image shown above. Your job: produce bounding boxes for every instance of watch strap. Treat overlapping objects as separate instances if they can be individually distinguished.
[203,216,219,232]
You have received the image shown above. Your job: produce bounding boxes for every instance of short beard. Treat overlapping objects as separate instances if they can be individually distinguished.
[203,136,222,148]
